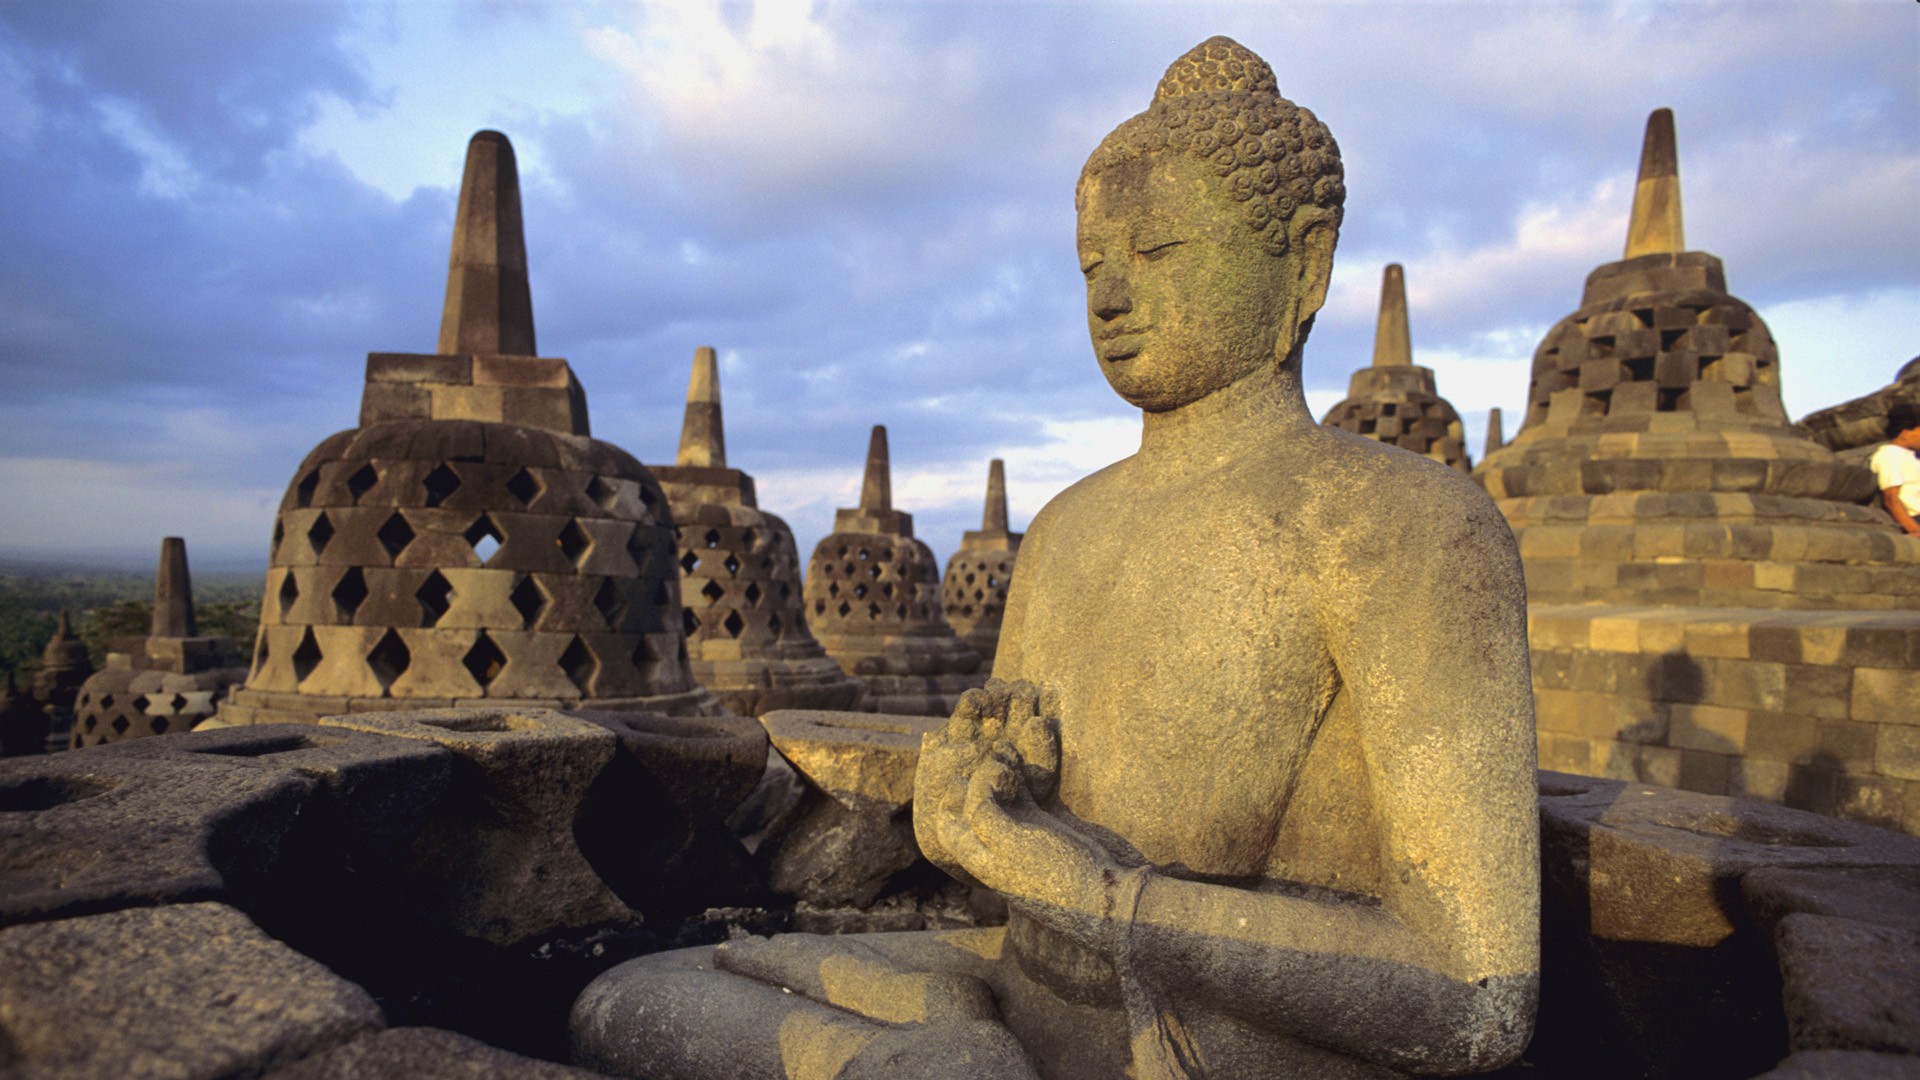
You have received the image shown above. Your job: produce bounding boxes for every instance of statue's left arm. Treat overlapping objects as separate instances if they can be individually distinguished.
[1125,486,1540,1072]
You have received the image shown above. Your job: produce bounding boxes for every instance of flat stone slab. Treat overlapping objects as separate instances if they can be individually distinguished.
[264,1027,604,1079]
[1539,770,1920,948]
[761,710,943,809]
[1776,913,1920,1055]
[1756,1050,1920,1079]
[0,902,382,1079]
[0,748,314,927]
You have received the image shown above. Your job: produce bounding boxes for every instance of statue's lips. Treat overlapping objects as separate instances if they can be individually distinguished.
[1097,326,1149,361]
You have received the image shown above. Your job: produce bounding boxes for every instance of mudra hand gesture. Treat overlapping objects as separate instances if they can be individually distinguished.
[916,679,1147,957]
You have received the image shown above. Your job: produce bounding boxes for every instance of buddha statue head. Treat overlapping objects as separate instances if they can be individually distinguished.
[1076,36,1344,414]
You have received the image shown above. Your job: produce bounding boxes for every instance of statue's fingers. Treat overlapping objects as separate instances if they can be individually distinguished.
[947,688,989,743]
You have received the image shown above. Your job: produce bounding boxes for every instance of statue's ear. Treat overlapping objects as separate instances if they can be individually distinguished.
[1286,206,1338,323]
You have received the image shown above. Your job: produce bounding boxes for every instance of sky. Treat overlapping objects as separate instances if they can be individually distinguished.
[0,0,1913,573]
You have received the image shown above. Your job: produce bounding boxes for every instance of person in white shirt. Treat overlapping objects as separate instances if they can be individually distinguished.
[1868,401,1920,538]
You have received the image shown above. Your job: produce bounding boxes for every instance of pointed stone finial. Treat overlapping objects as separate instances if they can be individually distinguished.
[1624,108,1684,259]
[1372,263,1412,367]
[982,459,1009,533]
[53,611,71,641]
[1485,407,1505,458]
[437,130,537,357]
[675,346,727,469]
[860,426,892,515]
[151,536,196,639]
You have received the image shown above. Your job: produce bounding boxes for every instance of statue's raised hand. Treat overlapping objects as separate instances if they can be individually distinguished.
[914,679,1061,889]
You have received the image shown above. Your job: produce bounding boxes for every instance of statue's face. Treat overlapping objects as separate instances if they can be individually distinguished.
[1077,151,1291,413]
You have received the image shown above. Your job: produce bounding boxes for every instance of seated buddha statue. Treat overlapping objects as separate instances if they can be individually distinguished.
[571,36,1539,1080]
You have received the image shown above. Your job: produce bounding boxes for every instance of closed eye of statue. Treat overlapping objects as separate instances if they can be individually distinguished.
[1136,239,1185,261]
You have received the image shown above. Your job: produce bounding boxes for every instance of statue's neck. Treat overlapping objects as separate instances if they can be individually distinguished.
[1137,362,1315,467]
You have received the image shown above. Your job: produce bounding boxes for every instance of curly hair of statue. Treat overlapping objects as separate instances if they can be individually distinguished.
[1078,36,1346,259]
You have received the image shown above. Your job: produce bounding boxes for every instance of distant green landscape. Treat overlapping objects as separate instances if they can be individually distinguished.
[0,561,263,684]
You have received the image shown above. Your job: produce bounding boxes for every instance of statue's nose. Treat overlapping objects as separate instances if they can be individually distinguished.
[1090,268,1132,320]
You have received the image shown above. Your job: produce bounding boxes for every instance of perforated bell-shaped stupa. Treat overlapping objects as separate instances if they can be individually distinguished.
[1475,109,1907,609]
[802,426,984,715]
[649,347,862,716]
[222,131,719,725]
[1320,263,1471,471]
[939,459,1022,665]
[73,537,248,746]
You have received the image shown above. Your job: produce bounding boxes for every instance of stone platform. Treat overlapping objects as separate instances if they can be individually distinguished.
[1530,604,1920,834]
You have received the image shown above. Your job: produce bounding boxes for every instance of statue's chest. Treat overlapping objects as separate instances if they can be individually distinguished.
[1011,492,1327,714]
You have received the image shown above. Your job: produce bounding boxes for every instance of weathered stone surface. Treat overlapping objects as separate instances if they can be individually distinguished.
[321,708,631,946]
[567,708,768,918]
[1774,913,1920,1055]
[941,459,1022,665]
[1743,865,1920,936]
[575,37,1538,1080]
[1755,1051,1920,1079]
[804,426,983,718]
[1530,770,1920,1079]
[0,902,382,1080]
[1321,263,1472,471]
[651,347,864,717]
[225,130,719,729]
[0,747,312,927]
[265,1027,603,1080]
[757,710,944,908]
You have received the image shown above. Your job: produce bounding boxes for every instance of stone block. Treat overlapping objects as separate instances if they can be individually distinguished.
[359,383,431,426]
[1855,668,1920,726]
[1836,772,1906,831]
[1678,748,1733,795]
[0,749,313,927]
[471,353,573,389]
[264,1027,604,1079]
[429,383,507,423]
[366,352,470,385]
[1786,665,1853,722]
[1816,719,1879,773]
[757,710,944,908]
[0,902,382,1079]
[1731,757,1792,801]
[1845,628,1917,671]
[1670,703,1750,754]
[500,387,581,432]
[1774,913,1920,1054]
[1750,625,1806,664]
[1878,725,1920,783]
[320,708,630,945]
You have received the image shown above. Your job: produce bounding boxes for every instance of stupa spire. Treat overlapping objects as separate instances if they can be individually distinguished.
[860,426,891,515]
[1484,407,1505,458]
[675,346,726,469]
[1624,108,1685,259]
[1371,263,1412,367]
[437,130,536,356]
[982,459,1009,532]
[150,537,195,639]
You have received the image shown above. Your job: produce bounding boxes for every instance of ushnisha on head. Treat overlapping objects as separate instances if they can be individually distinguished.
[1078,36,1344,261]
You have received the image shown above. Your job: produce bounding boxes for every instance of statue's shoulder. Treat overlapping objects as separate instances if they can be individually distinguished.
[1262,426,1516,568]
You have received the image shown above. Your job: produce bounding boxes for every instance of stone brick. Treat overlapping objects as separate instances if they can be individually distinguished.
[1749,711,1821,765]
[1744,625,1801,668]
[1853,668,1920,726]
[366,352,470,385]
[1589,615,1641,652]
[1677,748,1732,796]
[1786,664,1853,722]
[1878,725,1920,783]
[1704,659,1786,711]
[1680,618,1750,659]
[1670,703,1749,754]
[1799,626,1850,667]
[1835,772,1906,832]
[1538,732,1592,773]
[1843,627,1916,670]
[1730,757,1791,801]
[1815,719,1879,773]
